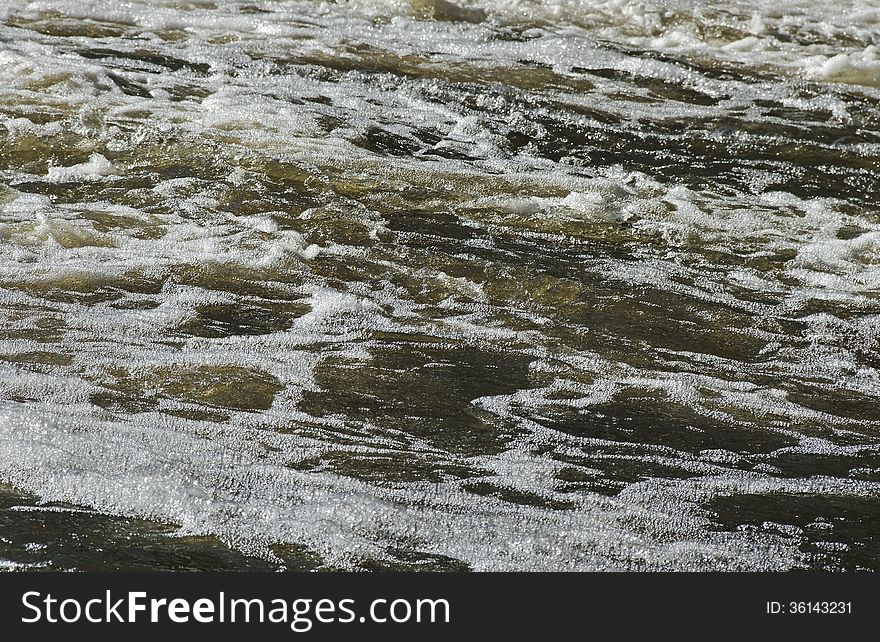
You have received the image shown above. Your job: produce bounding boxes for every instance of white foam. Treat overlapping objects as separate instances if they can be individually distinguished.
[0,400,835,570]
[46,154,115,182]
[803,45,880,86]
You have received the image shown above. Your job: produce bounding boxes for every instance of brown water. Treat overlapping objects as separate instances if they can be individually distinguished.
[0,0,879,571]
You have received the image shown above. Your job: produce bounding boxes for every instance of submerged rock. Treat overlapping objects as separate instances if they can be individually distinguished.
[412,0,487,24]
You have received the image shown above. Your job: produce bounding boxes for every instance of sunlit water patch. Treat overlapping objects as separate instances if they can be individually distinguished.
[0,0,879,571]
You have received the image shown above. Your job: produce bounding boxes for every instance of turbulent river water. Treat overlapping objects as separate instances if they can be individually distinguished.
[0,0,879,571]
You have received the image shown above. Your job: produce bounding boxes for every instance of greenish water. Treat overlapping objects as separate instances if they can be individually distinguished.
[0,0,879,571]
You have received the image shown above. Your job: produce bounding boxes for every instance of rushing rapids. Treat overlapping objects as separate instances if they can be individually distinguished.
[0,0,879,570]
